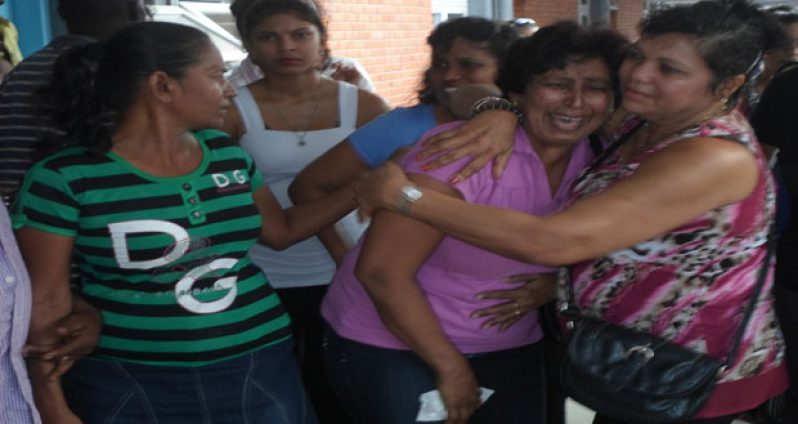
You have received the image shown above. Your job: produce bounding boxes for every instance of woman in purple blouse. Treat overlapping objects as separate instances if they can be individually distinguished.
[321,22,627,424]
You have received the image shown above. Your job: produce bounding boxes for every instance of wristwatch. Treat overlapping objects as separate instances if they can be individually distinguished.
[398,185,423,215]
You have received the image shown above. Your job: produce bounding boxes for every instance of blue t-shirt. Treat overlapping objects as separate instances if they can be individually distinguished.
[348,104,436,167]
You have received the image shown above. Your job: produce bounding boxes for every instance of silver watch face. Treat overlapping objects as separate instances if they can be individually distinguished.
[401,185,423,202]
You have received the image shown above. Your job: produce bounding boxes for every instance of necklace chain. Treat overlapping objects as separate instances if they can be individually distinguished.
[269,81,321,147]
[623,107,727,161]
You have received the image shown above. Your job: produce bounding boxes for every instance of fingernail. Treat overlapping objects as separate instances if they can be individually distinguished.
[448,176,460,185]
[415,153,425,161]
[422,165,431,171]
[475,294,485,300]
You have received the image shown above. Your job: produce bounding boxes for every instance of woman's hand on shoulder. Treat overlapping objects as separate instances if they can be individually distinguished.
[416,110,518,184]
[328,61,366,88]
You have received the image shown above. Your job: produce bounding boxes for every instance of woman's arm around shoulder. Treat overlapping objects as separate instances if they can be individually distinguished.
[535,136,759,263]
[358,136,760,266]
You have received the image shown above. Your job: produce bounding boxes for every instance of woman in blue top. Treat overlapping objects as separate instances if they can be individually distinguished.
[290,17,517,259]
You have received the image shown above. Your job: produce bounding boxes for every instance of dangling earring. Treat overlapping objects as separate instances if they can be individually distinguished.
[702,96,729,122]
[720,96,729,112]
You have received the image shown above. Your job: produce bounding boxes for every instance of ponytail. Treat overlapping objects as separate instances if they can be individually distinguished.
[38,42,116,154]
[36,22,211,157]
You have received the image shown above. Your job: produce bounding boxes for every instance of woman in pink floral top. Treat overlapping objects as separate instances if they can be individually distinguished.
[353,1,789,423]
[569,111,784,421]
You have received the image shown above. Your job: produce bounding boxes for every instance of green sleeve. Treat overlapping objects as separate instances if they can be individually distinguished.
[11,161,79,237]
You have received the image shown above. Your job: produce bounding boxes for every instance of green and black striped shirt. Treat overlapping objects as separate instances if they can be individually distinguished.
[12,129,291,366]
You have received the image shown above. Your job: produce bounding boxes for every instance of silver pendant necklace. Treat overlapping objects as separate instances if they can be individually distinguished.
[270,81,321,147]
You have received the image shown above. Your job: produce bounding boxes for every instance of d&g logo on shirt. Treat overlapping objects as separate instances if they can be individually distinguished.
[211,170,250,193]
[108,219,238,314]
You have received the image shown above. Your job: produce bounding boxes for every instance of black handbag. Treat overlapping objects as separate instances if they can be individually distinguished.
[559,230,774,424]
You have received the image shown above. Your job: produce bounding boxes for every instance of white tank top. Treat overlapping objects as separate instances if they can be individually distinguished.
[235,81,367,288]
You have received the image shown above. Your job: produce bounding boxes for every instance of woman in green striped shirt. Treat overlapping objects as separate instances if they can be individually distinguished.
[12,21,352,424]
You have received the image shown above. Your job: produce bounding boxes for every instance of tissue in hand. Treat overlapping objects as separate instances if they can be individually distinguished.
[415,387,495,422]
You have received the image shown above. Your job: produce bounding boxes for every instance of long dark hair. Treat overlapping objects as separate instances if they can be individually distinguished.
[38,21,212,154]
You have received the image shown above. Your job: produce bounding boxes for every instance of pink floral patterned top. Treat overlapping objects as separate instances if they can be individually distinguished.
[567,111,788,418]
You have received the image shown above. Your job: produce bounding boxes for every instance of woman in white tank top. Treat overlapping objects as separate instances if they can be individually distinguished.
[220,1,389,421]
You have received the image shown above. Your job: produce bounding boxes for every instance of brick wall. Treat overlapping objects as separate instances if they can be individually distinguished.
[614,0,643,40]
[513,0,579,27]
[320,0,434,106]
[319,0,645,106]
[513,0,643,41]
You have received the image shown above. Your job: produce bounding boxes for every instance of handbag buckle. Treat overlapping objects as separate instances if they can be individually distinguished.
[624,343,655,363]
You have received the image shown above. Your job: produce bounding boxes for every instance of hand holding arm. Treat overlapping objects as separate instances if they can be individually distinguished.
[15,228,82,422]
[25,294,101,379]
[355,161,417,220]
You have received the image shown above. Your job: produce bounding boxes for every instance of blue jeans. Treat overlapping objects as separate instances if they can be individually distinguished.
[324,329,546,424]
[63,339,317,424]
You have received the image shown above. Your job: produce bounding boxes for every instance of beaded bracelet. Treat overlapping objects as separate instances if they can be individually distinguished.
[469,96,524,123]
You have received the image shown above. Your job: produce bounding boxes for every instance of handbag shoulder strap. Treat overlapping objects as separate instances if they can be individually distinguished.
[576,120,646,185]
[565,121,646,315]
[723,224,776,369]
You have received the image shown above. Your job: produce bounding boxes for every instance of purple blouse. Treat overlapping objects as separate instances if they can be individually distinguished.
[323,121,595,353]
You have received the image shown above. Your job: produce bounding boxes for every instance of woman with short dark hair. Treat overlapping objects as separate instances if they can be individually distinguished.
[322,22,627,424]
